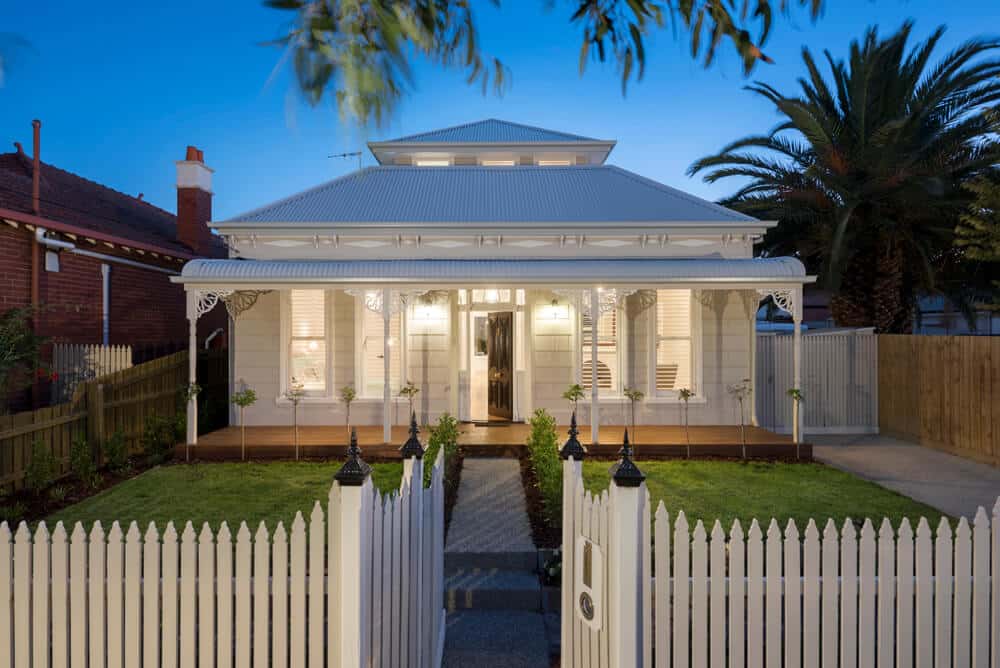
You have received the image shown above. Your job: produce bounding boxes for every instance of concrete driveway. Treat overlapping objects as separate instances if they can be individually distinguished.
[811,434,1000,519]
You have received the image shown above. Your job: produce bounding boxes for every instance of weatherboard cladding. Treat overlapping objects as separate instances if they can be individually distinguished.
[179,257,806,282]
[382,119,599,143]
[225,165,757,225]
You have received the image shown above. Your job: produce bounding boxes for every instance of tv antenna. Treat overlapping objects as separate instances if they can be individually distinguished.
[329,150,363,171]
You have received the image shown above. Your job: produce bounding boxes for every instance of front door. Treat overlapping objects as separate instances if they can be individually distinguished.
[487,311,513,420]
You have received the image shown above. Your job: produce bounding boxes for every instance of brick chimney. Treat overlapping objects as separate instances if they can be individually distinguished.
[175,146,214,255]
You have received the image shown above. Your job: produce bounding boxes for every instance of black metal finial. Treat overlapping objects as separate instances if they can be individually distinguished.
[399,411,424,459]
[559,411,587,460]
[609,428,645,487]
[334,427,372,486]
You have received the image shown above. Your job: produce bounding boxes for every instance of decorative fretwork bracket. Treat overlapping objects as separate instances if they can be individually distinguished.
[188,289,272,320]
[345,288,427,316]
[756,288,801,321]
[553,288,637,317]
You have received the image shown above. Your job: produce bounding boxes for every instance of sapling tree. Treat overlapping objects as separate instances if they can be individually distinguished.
[231,385,258,461]
[562,384,585,416]
[786,388,804,458]
[678,388,694,458]
[726,379,753,460]
[285,377,306,460]
[623,387,644,446]
[339,384,357,435]
[398,381,419,418]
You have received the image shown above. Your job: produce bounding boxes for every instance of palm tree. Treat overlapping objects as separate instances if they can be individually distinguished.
[690,23,1000,332]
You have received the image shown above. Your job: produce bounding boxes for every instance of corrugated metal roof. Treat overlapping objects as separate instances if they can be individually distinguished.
[178,257,808,283]
[382,119,599,143]
[224,165,757,225]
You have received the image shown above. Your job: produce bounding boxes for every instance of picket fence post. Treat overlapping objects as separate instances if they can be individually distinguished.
[560,412,587,668]
[401,413,425,668]
[607,430,646,668]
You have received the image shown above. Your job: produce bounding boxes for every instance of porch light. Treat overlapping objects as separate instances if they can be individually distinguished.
[541,300,569,320]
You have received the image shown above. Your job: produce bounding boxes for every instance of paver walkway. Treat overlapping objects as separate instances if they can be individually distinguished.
[812,434,1000,518]
[442,458,551,668]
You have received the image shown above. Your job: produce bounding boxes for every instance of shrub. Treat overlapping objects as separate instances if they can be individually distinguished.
[103,430,131,474]
[424,413,460,488]
[69,437,99,489]
[48,484,71,504]
[0,501,27,525]
[141,413,183,465]
[24,440,57,494]
[525,408,562,526]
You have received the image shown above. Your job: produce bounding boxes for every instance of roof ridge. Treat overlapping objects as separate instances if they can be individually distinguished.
[603,164,757,222]
[382,118,599,143]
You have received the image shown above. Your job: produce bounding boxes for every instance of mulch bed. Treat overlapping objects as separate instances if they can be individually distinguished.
[518,454,561,549]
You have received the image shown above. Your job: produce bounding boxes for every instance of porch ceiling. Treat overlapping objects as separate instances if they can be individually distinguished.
[172,257,815,288]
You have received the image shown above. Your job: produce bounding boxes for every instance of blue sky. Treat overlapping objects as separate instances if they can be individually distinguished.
[2,0,998,220]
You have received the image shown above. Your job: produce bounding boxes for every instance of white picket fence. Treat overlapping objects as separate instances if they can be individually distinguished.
[50,343,133,403]
[0,450,445,668]
[561,456,1000,667]
[756,328,878,434]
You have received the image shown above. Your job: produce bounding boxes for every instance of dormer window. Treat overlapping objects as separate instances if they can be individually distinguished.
[481,159,516,166]
[537,159,572,166]
[414,159,451,167]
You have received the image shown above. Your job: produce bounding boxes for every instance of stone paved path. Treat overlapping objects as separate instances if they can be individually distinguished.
[812,434,1000,518]
[442,458,551,668]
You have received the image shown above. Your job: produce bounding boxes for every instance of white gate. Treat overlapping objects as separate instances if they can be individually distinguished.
[50,343,133,403]
[756,327,878,434]
[562,448,1000,667]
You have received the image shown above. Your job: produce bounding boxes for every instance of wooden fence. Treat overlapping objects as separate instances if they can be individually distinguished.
[879,335,999,466]
[50,344,133,405]
[757,328,878,435]
[0,449,446,668]
[0,350,227,493]
[561,456,1000,668]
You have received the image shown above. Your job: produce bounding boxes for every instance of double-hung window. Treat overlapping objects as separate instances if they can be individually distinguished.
[288,290,327,393]
[653,289,696,395]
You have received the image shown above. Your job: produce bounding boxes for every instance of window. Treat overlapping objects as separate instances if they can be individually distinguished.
[289,290,327,393]
[537,159,572,166]
[581,308,618,392]
[654,289,694,394]
[414,159,450,167]
[481,159,516,166]
[360,303,402,398]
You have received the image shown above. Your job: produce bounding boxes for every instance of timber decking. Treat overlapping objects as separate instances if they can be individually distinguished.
[180,423,809,461]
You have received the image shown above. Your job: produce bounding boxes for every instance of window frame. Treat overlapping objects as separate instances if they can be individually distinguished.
[577,299,626,397]
[280,289,334,399]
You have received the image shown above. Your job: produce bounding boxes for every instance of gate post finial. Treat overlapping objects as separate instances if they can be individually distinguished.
[335,427,372,486]
[610,429,645,487]
[560,411,587,460]
[399,411,424,459]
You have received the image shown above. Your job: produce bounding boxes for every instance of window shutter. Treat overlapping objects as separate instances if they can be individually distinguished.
[289,290,327,392]
[655,290,692,392]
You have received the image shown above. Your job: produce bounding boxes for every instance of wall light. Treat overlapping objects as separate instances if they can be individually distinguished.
[413,303,445,321]
[541,300,569,320]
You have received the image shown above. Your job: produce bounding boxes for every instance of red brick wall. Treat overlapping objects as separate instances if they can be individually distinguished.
[0,223,32,311]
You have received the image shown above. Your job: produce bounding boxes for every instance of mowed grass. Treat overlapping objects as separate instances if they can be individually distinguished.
[582,460,946,530]
[46,462,403,531]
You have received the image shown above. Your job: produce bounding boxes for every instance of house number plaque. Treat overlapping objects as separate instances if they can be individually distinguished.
[575,536,603,630]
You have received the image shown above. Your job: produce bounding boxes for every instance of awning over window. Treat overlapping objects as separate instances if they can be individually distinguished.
[173,257,813,288]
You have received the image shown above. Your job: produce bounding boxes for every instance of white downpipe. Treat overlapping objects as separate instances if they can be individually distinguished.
[35,226,74,251]
[591,287,600,445]
[35,226,180,275]
[100,264,110,345]
[792,316,802,444]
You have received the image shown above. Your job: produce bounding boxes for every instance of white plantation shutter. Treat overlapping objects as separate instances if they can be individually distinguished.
[655,290,692,393]
[581,309,617,391]
[362,307,402,398]
[289,290,327,392]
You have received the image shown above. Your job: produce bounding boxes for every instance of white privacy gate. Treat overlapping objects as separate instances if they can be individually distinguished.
[561,442,1000,667]
[50,343,133,403]
[0,435,445,668]
[756,327,878,434]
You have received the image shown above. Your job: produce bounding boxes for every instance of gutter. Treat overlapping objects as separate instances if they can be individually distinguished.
[35,226,180,276]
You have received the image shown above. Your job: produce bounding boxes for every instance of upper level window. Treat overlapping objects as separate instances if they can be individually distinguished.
[537,159,572,166]
[481,159,516,166]
[654,289,695,394]
[289,290,327,393]
[414,159,451,167]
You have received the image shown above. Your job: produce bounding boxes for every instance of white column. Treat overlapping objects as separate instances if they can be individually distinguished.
[609,481,643,667]
[336,477,373,668]
[792,286,803,444]
[186,291,198,446]
[590,287,600,445]
[383,287,392,443]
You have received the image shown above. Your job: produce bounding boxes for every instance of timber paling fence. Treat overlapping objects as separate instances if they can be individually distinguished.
[879,334,999,467]
[561,455,1000,667]
[0,350,227,494]
[0,448,445,668]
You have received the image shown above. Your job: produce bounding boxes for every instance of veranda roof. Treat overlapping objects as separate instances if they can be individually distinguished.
[174,257,813,288]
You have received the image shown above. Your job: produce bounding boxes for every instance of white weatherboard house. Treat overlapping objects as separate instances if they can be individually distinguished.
[174,119,814,445]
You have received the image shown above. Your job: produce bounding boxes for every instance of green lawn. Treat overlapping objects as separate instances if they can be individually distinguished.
[582,460,946,529]
[46,462,403,531]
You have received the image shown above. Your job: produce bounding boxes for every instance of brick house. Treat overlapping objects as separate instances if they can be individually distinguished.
[0,120,227,409]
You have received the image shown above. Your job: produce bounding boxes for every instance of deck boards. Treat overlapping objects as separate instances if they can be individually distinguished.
[179,424,808,461]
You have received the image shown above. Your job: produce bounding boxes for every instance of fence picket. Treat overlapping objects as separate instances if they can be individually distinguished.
[0,523,11,668]
[642,491,652,668]
[802,521,820,668]
[179,523,197,667]
[692,521,709,668]
[198,524,217,667]
[271,523,289,668]
[654,504,670,668]
[143,523,161,668]
[953,518,972,668]
[254,523,271,668]
[162,523,179,668]
[673,512,691,668]
[896,519,914,668]
[747,520,764,668]
[32,522,50,668]
[840,520,858,668]
[124,523,142,667]
[308,503,325,668]
[236,523,253,668]
[371,495,384,668]
[13,524,30,666]
[218,522,234,668]
[709,521,726,668]
[729,520,745,668]
[915,518,933,668]
[765,519,782,668]
[784,520,802,668]
[820,520,839,668]
[934,518,953,668]
[106,523,124,668]
[581,492,593,668]
[858,520,876,668]
[289,513,306,668]
[51,523,69,668]
[970,509,989,668]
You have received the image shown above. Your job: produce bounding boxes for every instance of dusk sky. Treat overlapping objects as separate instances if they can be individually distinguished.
[3,0,998,220]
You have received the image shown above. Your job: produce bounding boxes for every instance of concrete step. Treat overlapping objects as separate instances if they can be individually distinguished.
[445,549,538,571]
[443,610,552,668]
[445,568,542,612]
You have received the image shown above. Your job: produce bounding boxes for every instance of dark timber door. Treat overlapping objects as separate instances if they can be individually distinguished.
[487,311,514,420]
